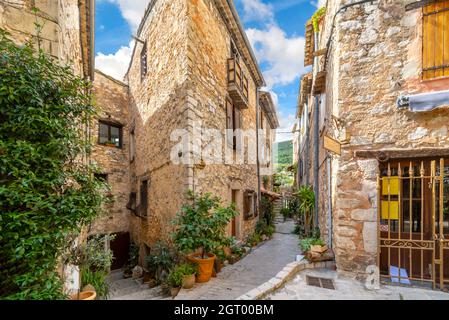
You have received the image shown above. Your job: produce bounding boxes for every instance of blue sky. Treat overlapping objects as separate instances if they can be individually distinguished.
[95,0,322,141]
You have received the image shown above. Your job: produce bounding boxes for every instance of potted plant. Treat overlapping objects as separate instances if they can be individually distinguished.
[64,234,115,300]
[167,268,183,298]
[104,140,116,147]
[172,191,237,283]
[172,263,198,289]
[145,241,176,285]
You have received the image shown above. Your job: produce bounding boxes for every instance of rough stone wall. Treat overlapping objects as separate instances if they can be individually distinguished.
[125,0,189,248]
[186,0,260,240]
[0,0,87,77]
[89,71,131,236]
[328,0,449,279]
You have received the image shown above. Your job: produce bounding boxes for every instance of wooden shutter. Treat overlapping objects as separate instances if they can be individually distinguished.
[243,190,250,220]
[253,193,259,217]
[140,180,148,217]
[423,1,449,79]
[226,99,234,147]
[234,107,241,151]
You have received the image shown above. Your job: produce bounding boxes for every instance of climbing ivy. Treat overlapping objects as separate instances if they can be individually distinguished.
[310,7,327,32]
[0,29,107,300]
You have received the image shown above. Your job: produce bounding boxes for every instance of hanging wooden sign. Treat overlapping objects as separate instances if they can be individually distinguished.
[323,135,341,156]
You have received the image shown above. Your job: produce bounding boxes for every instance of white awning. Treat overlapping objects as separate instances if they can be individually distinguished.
[397,89,449,112]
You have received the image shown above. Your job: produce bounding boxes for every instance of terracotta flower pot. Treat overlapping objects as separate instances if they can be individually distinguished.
[188,253,216,283]
[171,287,181,298]
[70,291,97,300]
[182,274,196,289]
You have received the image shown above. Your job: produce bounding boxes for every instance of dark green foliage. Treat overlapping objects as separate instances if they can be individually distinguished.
[171,191,238,259]
[145,241,177,284]
[0,30,107,299]
[67,235,114,299]
[294,186,316,237]
[123,243,139,275]
[299,237,325,253]
[274,140,293,165]
[255,195,276,240]
[167,263,198,288]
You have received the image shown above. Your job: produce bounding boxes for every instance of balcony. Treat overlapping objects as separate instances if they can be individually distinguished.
[227,57,249,109]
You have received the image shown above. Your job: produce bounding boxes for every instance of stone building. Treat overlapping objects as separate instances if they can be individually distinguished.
[0,0,95,80]
[296,0,449,290]
[87,0,278,268]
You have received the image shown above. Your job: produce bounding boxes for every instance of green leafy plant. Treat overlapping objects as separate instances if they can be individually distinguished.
[145,241,177,284]
[64,235,114,299]
[300,237,325,253]
[167,269,183,288]
[171,191,238,259]
[167,263,198,288]
[280,207,292,221]
[0,29,108,300]
[310,7,327,32]
[123,243,140,275]
[80,268,109,298]
[294,186,316,237]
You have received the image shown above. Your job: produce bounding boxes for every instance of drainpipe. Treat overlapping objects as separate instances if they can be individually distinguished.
[313,31,320,230]
[304,103,310,187]
[327,156,333,248]
[256,89,262,209]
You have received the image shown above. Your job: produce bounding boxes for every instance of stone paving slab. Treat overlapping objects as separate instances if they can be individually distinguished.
[266,268,449,300]
[176,219,300,300]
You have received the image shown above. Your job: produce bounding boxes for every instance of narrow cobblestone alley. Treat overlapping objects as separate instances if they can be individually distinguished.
[175,219,300,300]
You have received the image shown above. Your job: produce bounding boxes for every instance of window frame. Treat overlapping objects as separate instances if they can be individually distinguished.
[422,1,449,80]
[98,120,123,149]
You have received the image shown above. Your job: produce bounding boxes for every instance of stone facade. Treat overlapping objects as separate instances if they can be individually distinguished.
[296,0,449,280]
[87,0,278,261]
[89,70,131,237]
[0,0,94,79]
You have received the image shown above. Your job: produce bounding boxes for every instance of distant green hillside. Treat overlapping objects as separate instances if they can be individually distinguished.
[274,140,293,165]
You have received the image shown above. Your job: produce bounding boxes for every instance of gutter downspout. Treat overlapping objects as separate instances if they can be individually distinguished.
[256,89,262,211]
[304,103,310,187]
[313,31,320,230]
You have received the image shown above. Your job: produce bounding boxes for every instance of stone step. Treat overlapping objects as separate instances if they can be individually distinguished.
[109,286,165,300]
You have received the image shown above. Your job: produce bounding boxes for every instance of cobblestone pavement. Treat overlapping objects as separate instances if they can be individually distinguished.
[266,268,449,300]
[176,219,300,300]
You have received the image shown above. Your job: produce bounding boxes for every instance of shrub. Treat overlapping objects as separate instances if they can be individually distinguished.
[280,207,291,221]
[0,30,107,300]
[167,263,198,288]
[300,237,325,253]
[294,186,316,237]
[65,235,114,299]
[145,241,177,284]
[171,191,238,259]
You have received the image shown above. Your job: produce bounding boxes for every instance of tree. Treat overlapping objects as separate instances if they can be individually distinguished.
[0,30,106,300]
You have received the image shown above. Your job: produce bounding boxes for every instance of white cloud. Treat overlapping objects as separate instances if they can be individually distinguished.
[276,112,296,142]
[311,0,327,8]
[100,0,150,32]
[241,0,274,23]
[246,24,305,89]
[95,41,134,80]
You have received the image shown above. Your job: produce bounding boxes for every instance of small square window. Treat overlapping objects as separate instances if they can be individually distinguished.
[98,121,123,148]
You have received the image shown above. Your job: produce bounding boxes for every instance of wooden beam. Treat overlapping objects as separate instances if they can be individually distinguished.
[313,48,327,57]
[355,148,449,161]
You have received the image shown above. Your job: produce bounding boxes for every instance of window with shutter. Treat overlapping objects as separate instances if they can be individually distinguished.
[140,180,148,217]
[233,106,241,151]
[243,190,256,220]
[226,99,234,148]
[423,1,449,80]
